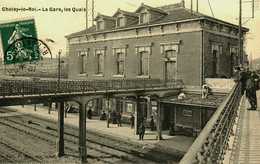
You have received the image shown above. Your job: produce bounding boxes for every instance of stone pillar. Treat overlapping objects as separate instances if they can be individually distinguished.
[134,99,139,135]
[157,101,163,140]
[79,102,87,163]
[146,96,151,119]
[106,97,110,128]
[57,101,64,157]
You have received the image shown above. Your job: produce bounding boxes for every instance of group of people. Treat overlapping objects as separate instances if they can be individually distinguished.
[236,66,259,110]
[100,110,122,128]
[90,108,157,141]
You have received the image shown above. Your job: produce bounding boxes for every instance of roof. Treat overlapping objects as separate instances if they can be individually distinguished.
[66,3,249,38]
[135,3,168,15]
[94,13,115,21]
[161,93,226,108]
[113,9,139,18]
[66,26,96,38]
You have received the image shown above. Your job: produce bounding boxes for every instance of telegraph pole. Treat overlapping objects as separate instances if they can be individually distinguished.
[191,0,193,14]
[92,0,94,26]
[239,0,243,65]
[252,0,255,18]
[58,49,62,90]
[196,0,198,12]
[86,0,88,30]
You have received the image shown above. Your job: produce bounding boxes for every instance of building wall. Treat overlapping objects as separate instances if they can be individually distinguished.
[203,31,239,78]
[67,18,245,87]
[68,31,203,86]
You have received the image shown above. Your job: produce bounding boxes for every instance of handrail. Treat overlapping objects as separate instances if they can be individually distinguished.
[179,82,241,164]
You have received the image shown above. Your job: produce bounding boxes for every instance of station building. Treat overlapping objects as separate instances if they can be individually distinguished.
[66,1,248,135]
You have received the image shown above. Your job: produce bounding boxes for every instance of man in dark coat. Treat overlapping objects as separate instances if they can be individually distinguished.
[87,109,92,119]
[150,116,155,131]
[239,67,249,95]
[251,71,259,90]
[138,122,145,140]
[117,112,122,127]
[130,114,134,129]
[100,111,107,120]
[246,72,257,110]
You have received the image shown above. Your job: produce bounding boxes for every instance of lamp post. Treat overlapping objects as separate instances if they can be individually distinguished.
[239,0,243,65]
[58,49,62,90]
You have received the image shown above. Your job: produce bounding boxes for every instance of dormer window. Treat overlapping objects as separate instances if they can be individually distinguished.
[113,9,138,27]
[140,12,149,24]
[136,3,167,25]
[97,21,104,30]
[116,17,125,27]
[95,14,115,31]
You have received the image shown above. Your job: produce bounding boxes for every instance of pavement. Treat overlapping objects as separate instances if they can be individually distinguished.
[3,104,195,157]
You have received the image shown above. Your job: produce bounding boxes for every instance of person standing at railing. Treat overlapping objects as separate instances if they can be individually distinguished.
[251,71,259,90]
[246,72,258,110]
[238,66,250,95]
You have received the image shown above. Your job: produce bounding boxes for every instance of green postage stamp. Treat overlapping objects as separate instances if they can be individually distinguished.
[0,18,40,64]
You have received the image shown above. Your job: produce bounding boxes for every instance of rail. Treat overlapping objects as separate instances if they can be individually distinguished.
[179,82,242,164]
[0,78,183,97]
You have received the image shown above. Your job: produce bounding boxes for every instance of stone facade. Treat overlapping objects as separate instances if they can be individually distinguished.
[66,3,248,87]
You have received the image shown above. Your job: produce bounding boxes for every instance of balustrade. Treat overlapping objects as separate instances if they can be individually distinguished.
[179,83,241,164]
[0,78,183,97]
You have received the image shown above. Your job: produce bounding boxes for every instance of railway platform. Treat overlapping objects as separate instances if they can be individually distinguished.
[3,104,195,158]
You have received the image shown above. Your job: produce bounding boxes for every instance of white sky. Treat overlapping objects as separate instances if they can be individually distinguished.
[0,0,260,58]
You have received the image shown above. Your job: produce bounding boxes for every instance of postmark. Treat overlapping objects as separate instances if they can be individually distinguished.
[4,37,52,63]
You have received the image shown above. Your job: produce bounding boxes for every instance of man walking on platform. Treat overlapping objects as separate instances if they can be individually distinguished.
[138,122,145,140]
[130,114,134,129]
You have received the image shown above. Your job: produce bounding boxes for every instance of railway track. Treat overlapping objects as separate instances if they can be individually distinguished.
[0,149,16,163]
[0,116,154,164]
[26,115,180,163]
[0,138,42,163]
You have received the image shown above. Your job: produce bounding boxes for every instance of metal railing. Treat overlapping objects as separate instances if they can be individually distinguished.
[180,82,242,164]
[0,78,183,97]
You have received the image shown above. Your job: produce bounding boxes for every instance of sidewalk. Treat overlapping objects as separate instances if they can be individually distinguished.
[5,104,195,155]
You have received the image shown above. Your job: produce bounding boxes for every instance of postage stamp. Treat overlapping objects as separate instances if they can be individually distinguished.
[0,18,43,64]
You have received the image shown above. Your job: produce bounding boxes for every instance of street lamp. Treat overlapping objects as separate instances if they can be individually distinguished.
[58,49,62,91]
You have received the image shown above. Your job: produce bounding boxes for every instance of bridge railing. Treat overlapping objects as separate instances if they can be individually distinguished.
[0,78,183,97]
[179,82,242,164]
